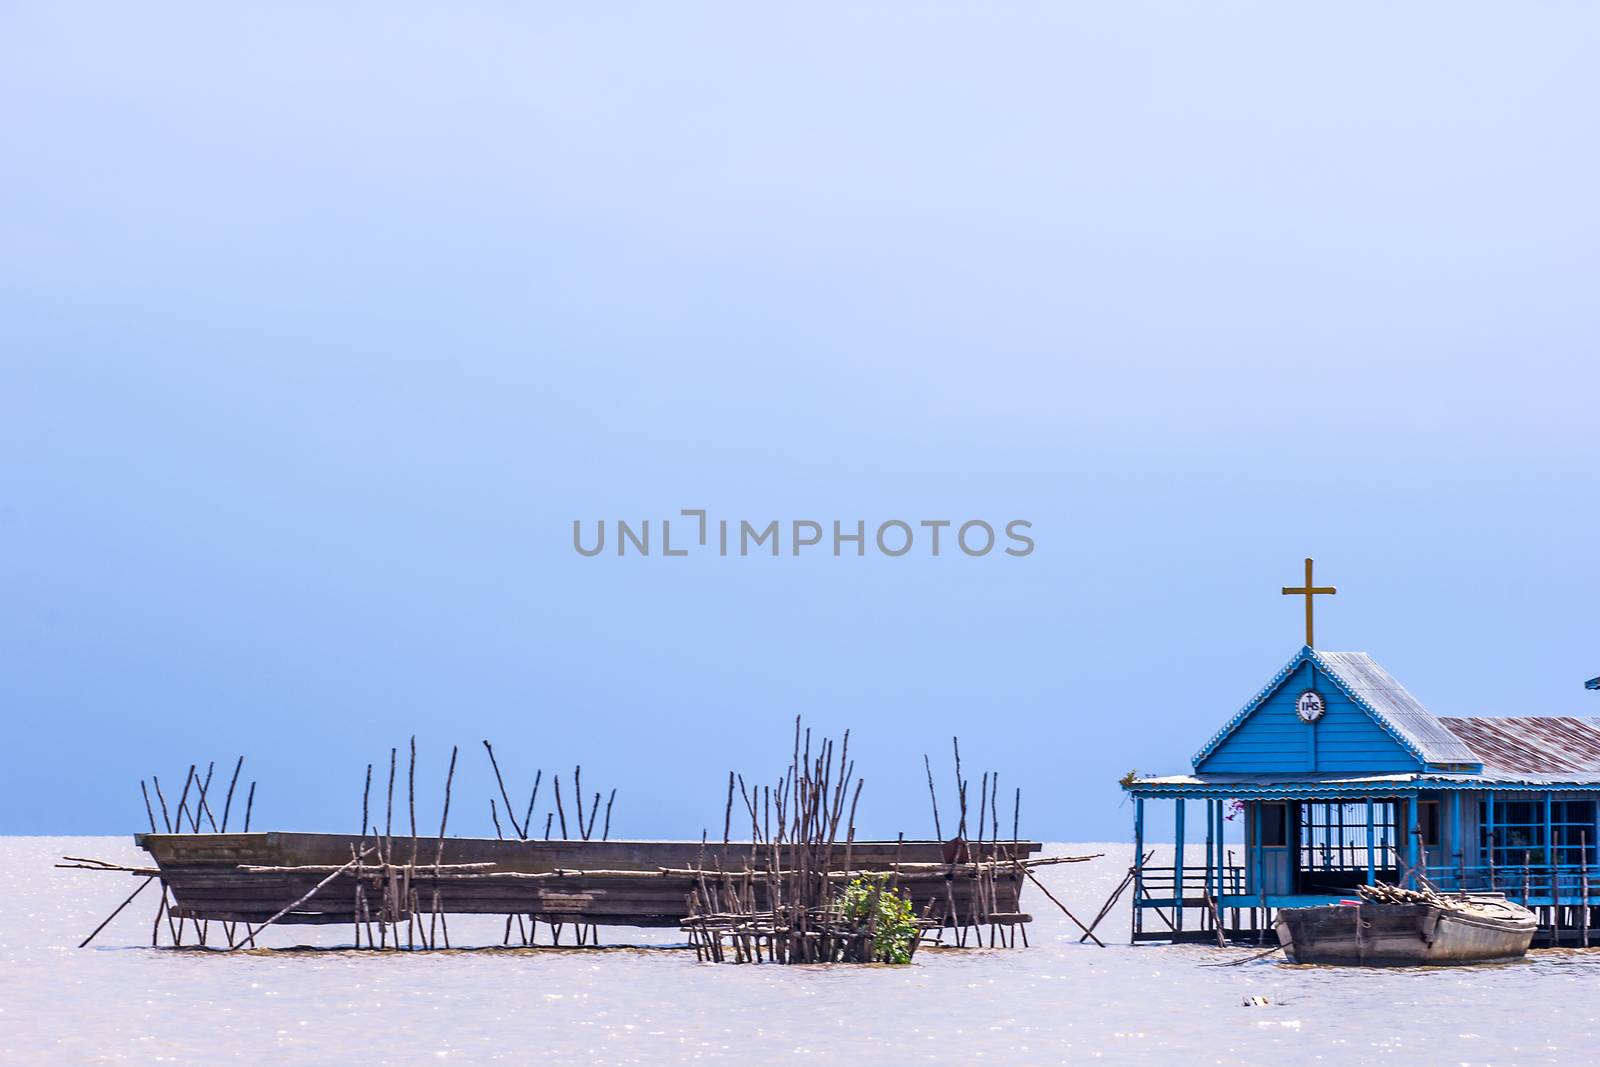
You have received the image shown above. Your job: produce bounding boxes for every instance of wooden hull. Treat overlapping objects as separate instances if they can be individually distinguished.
[1275,903,1536,966]
[137,832,1040,929]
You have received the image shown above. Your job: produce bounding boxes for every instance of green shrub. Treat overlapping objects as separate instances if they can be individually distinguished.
[839,877,919,964]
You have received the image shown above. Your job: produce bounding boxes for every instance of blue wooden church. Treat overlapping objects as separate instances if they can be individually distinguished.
[1123,560,1600,945]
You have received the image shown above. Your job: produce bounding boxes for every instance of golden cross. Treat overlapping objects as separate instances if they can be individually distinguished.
[1282,557,1336,647]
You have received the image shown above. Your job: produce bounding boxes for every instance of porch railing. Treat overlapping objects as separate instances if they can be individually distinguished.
[1421,861,1597,903]
[1135,864,1245,899]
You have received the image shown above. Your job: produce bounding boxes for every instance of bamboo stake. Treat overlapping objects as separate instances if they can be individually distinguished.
[952,738,966,838]
[1015,860,1103,947]
[1081,850,1153,943]
[79,877,155,948]
[232,848,374,949]
[243,781,256,831]
[1204,887,1227,948]
[510,772,537,841]
[151,776,172,832]
[430,745,459,948]
[385,748,396,846]
[483,741,526,838]
[153,882,170,946]
[408,736,418,864]
[140,780,157,834]
[360,764,372,852]
[352,842,365,949]
[978,771,988,855]
[175,765,196,833]
[195,761,218,831]
[990,773,999,843]
[220,756,244,832]
[575,766,585,839]
[603,789,616,841]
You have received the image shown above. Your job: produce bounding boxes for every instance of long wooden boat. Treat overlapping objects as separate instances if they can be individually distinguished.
[1275,897,1536,966]
[136,832,1042,929]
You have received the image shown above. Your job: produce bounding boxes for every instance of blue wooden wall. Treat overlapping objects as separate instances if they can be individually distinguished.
[1197,662,1421,774]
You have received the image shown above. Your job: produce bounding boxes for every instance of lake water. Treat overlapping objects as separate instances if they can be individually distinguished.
[5,837,1599,1065]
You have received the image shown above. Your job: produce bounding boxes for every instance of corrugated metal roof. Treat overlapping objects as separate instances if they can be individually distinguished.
[1441,716,1600,775]
[1426,771,1600,787]
[1137,772,1419,787]
[1191,647,1482,768]
[1126,767,1600,796]
[1313,651,1482,766]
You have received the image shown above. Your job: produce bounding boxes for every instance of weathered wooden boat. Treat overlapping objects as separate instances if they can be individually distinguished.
[1275,886,1536,966]
[135,831,1044,929]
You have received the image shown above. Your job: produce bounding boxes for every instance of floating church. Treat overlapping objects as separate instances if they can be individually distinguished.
[1124,559,1600,946]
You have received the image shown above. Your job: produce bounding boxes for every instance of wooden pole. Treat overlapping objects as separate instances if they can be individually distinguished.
[220,756,244,832]
[360,764,372,851]
[1082,850,1153,943]
[977,771,988,857]
[151,776,172,832]
[924,754,943,841]
[79,877,155,948]
[153,882,173,946]
[1014,860,1103,947]
[952,737,966,838]
[1582,830,1590,948]
[1132,796,1144,942]
[407,737,417,859]
[174,765,196,833]
[232,848,374,949]
[483,741,527,838]
[194,761,218,831]
[1365,798,1376,886]
[990,772,1000,843]
[430,745,459,948]
[575,766,586,839]
[521,770,542,841]
[385,747,396,862]
[1174,799,1185,934]
[1486,793,1497,890]
[1552,827,1562,946]
[1204,887,1226,948]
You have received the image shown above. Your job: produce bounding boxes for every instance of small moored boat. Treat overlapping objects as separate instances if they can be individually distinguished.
[1274,883,1536,966]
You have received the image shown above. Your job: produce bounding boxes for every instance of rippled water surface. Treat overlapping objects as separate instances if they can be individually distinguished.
[6,838,1600,1065]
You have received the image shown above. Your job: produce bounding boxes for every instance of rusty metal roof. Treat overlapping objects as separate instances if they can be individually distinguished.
[1314,650,1483,766]
[1441,716,1600,776]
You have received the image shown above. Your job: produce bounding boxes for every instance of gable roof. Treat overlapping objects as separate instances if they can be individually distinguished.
[1192,646,1482,769]
[1440,716,1600,776]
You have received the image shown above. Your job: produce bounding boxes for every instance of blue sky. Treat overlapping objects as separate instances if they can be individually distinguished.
[3,4,1597,839]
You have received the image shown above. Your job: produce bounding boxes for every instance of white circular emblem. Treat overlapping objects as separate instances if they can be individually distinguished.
[1296,689,1326,723]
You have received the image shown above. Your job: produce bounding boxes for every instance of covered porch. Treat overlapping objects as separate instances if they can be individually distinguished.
[1127,774,1600,945]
